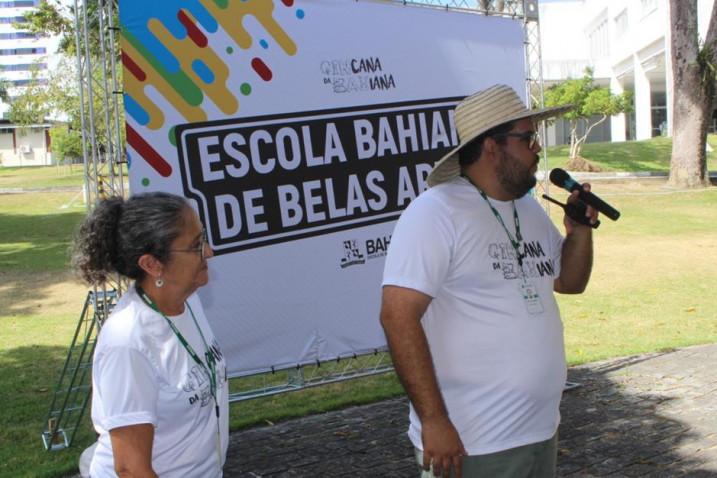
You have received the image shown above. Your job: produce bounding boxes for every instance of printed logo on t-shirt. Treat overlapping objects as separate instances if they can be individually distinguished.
[489,240,556,280]
[183,339,227,407]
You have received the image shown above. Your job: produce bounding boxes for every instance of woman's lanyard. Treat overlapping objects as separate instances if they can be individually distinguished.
[135,285,223,467]
[463,175,526,270]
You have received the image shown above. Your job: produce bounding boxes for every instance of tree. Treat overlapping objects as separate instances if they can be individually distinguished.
[22,0,118,57]
[7,69,51,127]
[544,68,633,162]
[19,3,124,158]
[0,73,9,105]
[50,125,82,165]
[668,0,717,188]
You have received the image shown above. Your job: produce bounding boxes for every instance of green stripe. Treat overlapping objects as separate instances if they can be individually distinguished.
[123,30,204,107]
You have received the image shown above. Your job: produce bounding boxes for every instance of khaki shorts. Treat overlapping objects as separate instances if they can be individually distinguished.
[415,432,557,478]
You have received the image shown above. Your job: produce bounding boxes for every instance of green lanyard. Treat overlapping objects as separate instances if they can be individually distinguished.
[135,285,223,469]
[463,175,526,268]
[135,286,219,418]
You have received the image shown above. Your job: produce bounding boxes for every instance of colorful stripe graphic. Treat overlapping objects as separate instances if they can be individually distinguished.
[251,57,272,81]
[126,124,172,177]
[120,0,302,180]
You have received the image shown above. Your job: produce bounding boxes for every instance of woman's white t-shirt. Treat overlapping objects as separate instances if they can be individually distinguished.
[89,287,229,477]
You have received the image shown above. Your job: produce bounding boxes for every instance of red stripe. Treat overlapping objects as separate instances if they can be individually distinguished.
[251,57,273,81]
[178,9,207,48]
[126,124,172,177]
[122,51,146,81]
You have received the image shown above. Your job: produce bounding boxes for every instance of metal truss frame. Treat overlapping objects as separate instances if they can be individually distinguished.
[41,0,127,450]
[73,0,129,299]
[41,290,119,451]
[228,350,394,402]
[52,0,548,423]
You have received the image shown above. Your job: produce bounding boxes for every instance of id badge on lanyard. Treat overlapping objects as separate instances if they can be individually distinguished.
[519,280,544,315]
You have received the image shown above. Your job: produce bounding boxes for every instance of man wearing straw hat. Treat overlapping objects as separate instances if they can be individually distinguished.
[380,85,597,478]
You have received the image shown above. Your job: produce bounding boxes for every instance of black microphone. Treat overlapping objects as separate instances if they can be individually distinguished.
[542,194,600,229]
[549,168,621,221]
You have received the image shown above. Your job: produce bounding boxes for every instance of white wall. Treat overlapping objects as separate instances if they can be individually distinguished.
[539,0,716,143]
[0,127,52,166]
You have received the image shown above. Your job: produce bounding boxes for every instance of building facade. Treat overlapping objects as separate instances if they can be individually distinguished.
[539,0,716,145]
[0,0,56,166]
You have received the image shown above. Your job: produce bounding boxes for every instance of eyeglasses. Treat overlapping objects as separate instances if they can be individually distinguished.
[170,229,209,259]
[494,131,541,149]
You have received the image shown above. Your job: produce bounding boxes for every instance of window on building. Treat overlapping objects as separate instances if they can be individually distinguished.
[615,10,628,38]
[641,0,657,15]
[2,63,47,71]
[0,47,46,55]
[651,91,667,137]
[10,78,47,87]
[0,16,28,24]
[0,32,38,40]
[588,19,609,59]
[0,1,39,7]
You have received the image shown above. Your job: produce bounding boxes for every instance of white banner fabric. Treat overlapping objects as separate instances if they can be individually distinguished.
[119,0,525,376]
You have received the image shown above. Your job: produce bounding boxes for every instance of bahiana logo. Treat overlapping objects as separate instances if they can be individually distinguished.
[340,239,365,268]
[339,234,392,269]
[320,56,397,94]
[365,234,391,260]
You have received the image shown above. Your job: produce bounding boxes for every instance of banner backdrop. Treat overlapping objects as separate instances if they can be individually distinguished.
[119,0,525,376]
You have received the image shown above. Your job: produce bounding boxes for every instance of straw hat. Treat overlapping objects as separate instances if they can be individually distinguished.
[427,84,572,187]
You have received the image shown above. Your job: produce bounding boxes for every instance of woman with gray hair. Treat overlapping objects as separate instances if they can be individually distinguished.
[73,192,228,477]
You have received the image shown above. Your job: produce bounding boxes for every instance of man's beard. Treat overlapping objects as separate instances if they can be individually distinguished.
[495,148,539,199]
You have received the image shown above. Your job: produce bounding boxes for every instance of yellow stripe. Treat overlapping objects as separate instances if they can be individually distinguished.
[149,16,238,116]
[200,0,297,56]
[121,36,207,128]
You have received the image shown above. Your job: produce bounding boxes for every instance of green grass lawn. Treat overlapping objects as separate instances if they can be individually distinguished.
[0,165,85,190]
[0,134,714,193]
[553,182,717,363]
[544,133,717,172]
[1,165,717,476]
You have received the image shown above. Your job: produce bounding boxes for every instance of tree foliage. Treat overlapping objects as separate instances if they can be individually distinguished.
[19,0,72,48]
[13,1,123,159]
[50,125,82,163]
[21,0,117,56]
[8,70,51,127]
[0,75,8,104]
[544,68,632,160]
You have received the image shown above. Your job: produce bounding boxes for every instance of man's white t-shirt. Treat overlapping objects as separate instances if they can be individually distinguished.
[89,287,229,477]
[382,177,567,455]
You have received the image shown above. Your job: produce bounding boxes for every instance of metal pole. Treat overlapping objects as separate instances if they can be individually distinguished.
[73,0,91,210]
[106,0,126,198]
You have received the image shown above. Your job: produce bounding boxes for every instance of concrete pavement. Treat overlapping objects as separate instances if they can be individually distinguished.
[224,344,717,477]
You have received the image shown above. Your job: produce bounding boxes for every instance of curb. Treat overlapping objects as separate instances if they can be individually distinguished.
[0,186,82,194]
[537,171,717,181]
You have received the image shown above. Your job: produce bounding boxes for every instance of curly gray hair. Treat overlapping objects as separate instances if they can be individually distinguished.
[72,192,189,284]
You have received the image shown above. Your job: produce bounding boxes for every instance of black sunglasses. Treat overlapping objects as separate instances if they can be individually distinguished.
[493,131,541,149]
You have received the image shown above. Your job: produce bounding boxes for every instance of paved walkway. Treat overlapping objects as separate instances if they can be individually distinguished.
[224,344,717,477]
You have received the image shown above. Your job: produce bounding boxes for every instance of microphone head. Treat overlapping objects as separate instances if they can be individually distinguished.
[549,168,570,187]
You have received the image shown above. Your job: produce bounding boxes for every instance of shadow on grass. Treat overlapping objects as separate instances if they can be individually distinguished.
[226,351,717,477]
[0,344,95,478]
[0,209,87,317]
[0,270,87,317]
[0,210,85,272]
